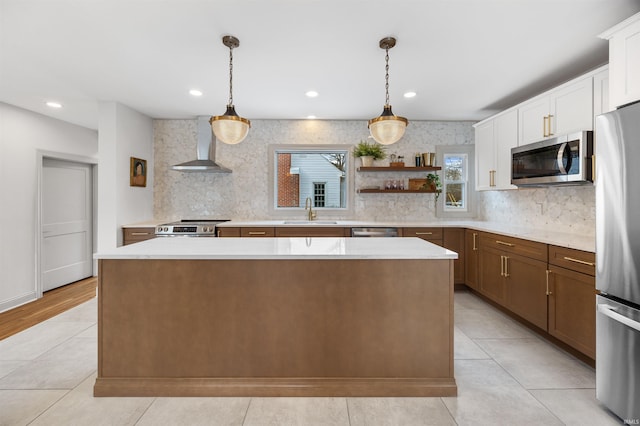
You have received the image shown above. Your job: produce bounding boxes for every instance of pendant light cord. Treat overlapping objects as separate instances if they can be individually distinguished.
[384,47,390,107]
[228,45,234,106]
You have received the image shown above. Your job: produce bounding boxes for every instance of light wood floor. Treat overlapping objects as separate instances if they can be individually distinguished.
[0,276,97,340]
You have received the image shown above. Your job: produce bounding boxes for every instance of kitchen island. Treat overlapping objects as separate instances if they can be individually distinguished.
[93,237,457,397]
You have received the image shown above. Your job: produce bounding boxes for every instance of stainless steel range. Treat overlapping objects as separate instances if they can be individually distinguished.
[155,219,230,237]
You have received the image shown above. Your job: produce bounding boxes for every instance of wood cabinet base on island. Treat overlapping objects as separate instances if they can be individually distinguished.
[94,258,456,397]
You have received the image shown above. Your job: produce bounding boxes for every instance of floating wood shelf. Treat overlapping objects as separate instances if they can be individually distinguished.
[357,189,442,194]
[357,166,441,172]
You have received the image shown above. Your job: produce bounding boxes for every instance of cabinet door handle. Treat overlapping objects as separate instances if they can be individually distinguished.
[546,270,552,295]
[500,255,505,277]
[415,232,433,235]
[547,115,554,136]
[472,232,478,251]
[504,256,510,277]
[131,232,150,236]
[496,240,515,247]
[563,256,595,267]
[489,170,496,187]
[248,232,266,236]
[543,115,548,137]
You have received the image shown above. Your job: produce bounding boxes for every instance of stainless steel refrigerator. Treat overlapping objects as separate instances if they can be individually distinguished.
[595,100,640,423]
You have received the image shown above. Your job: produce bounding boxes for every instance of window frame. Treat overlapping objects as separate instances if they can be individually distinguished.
[268,144,354,217]
[435,144,477,218]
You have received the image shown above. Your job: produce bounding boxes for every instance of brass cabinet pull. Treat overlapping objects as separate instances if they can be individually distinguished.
[415,232,433,235]
[489,170,496,187]
[547,115,554,136]
[563,256,595,267]
[500,255,505,277]
[504,256,510,277]
[496,240,515,247]
[131,232,150,236]
[248,232,267,236]
[546,270,552,295]
[472,232,478,251]
[543,115,548,137]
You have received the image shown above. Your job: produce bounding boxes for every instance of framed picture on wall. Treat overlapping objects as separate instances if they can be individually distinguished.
[130,157,147,187]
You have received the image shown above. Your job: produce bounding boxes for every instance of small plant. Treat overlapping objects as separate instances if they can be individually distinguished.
[352,140,387,160]
[423,173,442,202]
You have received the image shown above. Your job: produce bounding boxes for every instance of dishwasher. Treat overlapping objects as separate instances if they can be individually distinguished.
[351,227,399,237]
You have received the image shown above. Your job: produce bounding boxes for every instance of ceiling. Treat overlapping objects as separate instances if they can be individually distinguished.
[1,0,639,130]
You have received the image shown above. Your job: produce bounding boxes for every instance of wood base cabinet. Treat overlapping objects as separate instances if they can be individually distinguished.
[478,233,549,330]
[443,228,465,285]
[464,230,479,290]
[547,245,596,358]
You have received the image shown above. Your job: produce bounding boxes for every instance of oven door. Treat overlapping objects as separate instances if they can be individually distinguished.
[596,295,640,422]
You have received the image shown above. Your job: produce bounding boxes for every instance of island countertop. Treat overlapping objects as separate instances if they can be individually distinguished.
[95,236,458,260]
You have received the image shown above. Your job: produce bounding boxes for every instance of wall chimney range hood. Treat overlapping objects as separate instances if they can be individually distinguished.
[171,116,232,173]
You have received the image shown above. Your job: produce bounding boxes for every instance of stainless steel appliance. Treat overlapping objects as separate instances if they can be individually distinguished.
[511,131,593,186]
[351,227,399,237]
[595,101,640,423]
[155,219,229,237]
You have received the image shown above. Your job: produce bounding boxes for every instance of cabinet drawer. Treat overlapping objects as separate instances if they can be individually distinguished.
[123,227,156,245]
[549,245,595,276]
[240,227,275,237]
[275,227,349,237]
[403,227,443,241]
[217,227,241,237]
[479,232,547,262]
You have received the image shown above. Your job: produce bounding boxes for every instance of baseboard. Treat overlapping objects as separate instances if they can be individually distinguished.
[0,291,37,314]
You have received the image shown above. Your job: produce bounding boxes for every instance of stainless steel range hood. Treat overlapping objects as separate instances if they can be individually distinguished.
[171,116,232,173]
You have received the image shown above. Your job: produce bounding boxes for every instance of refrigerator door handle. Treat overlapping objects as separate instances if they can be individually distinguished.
[598,303,640,332]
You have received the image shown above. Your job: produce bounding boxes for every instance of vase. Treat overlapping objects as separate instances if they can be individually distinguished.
[360,156,374,167]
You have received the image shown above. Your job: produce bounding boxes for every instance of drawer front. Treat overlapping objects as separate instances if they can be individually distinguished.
[479,232,547,262]
[275,227,349,237]
[549,245,595,276]
[123,227,156,245]
[403,227,443,241]
[240,227,275,237]
[217,227,241,237]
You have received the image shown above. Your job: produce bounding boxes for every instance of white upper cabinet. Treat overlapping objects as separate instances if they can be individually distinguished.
[474,109,518,191]
[593,68,611,118]
[518,76,593,146]
[600,12,640,108]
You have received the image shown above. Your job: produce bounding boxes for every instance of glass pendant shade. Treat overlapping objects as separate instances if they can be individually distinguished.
[210,105,251,145]
[368,105,408,145]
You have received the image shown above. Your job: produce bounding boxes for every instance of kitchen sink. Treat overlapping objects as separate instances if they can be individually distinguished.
[282,221,338,225]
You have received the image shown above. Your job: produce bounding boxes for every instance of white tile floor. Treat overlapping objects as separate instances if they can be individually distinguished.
[0,290,623,426]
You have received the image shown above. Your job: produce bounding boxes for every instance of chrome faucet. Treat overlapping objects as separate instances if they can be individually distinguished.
[305,197,317,221]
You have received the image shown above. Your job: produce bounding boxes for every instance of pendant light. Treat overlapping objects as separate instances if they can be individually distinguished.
[368,37,408,145]
[210,35,251,145]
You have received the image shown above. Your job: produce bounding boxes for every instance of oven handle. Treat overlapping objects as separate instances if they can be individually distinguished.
[556,142,571,175]
[598,303,640,332]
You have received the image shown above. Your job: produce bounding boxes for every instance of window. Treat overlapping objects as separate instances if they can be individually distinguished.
[444,154,467,211]
[435,145,476,218]
[313,183,326,207]
[269,145,354,216]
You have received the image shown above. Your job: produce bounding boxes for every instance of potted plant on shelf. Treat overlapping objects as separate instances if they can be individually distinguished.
[353,140,387,167]
[423,173,442,202]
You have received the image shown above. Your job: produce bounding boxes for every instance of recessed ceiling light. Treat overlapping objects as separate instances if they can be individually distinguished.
[306,115,316,119]
[403,92,417,98]
[46,101,62,108]
[189,89,203,97]
[305,91,319,98]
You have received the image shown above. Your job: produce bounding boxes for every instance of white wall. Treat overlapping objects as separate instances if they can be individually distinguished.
[0,103,98,312]
[97,102,154,250]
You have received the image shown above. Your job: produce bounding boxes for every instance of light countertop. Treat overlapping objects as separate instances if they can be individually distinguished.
[123,219,595,253]
[95,237,458,260]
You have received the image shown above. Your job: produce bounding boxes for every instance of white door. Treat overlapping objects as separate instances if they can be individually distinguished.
[42,158,93,291]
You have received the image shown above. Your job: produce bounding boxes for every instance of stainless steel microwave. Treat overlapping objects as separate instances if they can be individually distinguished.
[511,131,593,187]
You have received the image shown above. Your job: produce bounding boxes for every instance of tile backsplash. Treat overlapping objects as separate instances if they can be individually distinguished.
[153,118,595,235]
